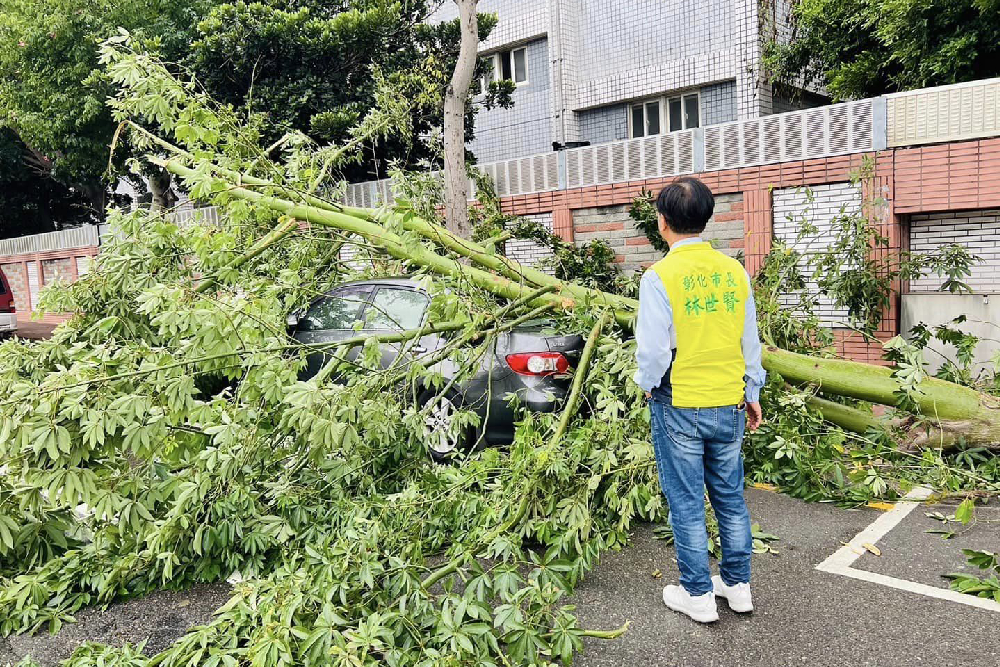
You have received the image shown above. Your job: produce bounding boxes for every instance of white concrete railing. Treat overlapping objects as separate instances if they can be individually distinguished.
[0,225,100,257]
[887,77,1000,148]
[337,78,1000,202]
[344,152,561,208]
[704,99,875,171]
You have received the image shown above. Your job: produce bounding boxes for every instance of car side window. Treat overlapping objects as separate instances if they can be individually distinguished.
[298,288,371,331]
[364,288,429,330]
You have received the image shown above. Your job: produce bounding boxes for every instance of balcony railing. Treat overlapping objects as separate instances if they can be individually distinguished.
[886,77,1000,148]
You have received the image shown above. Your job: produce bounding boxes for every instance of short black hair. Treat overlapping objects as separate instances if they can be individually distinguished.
[655,177,715,235]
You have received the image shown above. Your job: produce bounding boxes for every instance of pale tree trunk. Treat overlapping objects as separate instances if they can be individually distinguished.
[147,167,177,211]
[442,0,478,239]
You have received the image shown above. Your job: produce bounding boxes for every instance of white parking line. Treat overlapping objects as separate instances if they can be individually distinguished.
[816,486,1000,613]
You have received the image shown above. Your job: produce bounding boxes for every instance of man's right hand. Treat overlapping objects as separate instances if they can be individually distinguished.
[746,402,763,431]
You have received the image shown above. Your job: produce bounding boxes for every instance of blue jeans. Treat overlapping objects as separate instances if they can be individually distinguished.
[650,396,752,596]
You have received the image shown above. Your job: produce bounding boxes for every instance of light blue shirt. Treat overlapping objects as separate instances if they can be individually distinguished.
[633,237,766,402]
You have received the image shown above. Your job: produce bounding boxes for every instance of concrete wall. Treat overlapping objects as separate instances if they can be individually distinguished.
[909,210,1000,293]
[901,293,1000,376]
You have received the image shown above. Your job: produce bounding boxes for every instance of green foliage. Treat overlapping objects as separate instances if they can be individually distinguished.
[763,0,1000,99]
[0,129,96,236]
[627,190,669,254]
[0,0,209,207]
[946,548,1000,602]
[468,171,624,293]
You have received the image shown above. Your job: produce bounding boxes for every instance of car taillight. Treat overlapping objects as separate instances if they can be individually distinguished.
[505,352,569,376]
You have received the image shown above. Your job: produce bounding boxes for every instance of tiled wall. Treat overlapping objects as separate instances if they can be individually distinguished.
[577,105,629,146]
[470,38,553,164]
[772,182,861,326]
[909,210,1000,293]
[573,0,738,110]
[426,1,547,51]
[505,213,555,269]
[701,80,738,126]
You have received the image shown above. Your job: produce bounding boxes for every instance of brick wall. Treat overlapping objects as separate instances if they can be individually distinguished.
[42,257,74,284]
[773,182,861,326]
[0,247,96,323]
[571,192,744,275]
[909,210,1000,293]
[1,263,28,312]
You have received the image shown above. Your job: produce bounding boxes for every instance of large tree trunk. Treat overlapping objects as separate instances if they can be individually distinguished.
[767,347,1000,450]
[442,0,478,239]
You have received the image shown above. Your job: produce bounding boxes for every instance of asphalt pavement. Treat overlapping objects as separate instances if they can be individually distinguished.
[2,489,998,666]
[572,488,1000,667]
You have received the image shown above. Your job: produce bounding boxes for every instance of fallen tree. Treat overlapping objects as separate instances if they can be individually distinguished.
[0,38,994,667]
[150,152,1000,451]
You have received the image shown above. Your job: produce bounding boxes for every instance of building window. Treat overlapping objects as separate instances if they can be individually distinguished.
[480,46,528,93]
[630,92,700,138]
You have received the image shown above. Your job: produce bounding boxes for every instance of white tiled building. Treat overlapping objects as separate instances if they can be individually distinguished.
[429,0,826,164]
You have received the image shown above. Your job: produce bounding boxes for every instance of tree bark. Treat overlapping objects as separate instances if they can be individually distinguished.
[147,167,177,211]
[442,0,479,239]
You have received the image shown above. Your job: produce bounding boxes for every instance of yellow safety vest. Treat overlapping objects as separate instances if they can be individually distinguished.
[651,241,750,408]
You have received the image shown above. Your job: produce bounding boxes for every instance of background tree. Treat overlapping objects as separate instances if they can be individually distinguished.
[0,0,210,223]
[764,0,1000,99]
[0,129,95,235]
[442,0,479,239]
[190,0,507,186]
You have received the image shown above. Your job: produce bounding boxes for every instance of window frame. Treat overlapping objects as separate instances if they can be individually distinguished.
[478,46,529,94]
[361,287,431,331]
[628,91,701,139]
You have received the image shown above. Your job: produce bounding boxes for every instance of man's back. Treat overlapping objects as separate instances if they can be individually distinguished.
[649,242,751,408]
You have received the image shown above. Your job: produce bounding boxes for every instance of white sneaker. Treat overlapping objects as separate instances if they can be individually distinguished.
[662,585,719,623]
[712,575,754,613]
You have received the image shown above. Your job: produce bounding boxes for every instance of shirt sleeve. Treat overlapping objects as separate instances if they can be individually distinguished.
[742,269,766,403]
[633,270,674,392]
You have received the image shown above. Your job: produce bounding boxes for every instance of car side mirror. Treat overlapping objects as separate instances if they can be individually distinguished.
[286,311,302,329]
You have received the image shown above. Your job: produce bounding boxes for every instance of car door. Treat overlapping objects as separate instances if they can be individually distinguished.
[362,287,436,369]
[293,285,373,379]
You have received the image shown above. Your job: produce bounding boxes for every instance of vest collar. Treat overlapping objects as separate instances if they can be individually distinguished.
[667,237,707,254]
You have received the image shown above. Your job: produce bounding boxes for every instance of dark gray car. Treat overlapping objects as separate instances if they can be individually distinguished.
[287,278,584,458]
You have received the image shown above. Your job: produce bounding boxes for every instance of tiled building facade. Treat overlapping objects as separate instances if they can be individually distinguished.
[429,0,818,164]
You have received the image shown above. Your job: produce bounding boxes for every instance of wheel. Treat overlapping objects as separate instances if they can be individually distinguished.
[418,389,474,462]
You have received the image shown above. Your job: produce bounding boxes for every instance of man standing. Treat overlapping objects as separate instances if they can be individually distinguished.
[634,177,766,624]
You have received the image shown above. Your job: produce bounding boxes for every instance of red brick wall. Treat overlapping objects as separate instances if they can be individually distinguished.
[0,248,96,324]
[492,142,1000,363]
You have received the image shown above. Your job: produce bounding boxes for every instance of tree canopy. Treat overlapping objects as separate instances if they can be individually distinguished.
[189,0,501,183]
[0,0,209,217]
[764,0,1000,99]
